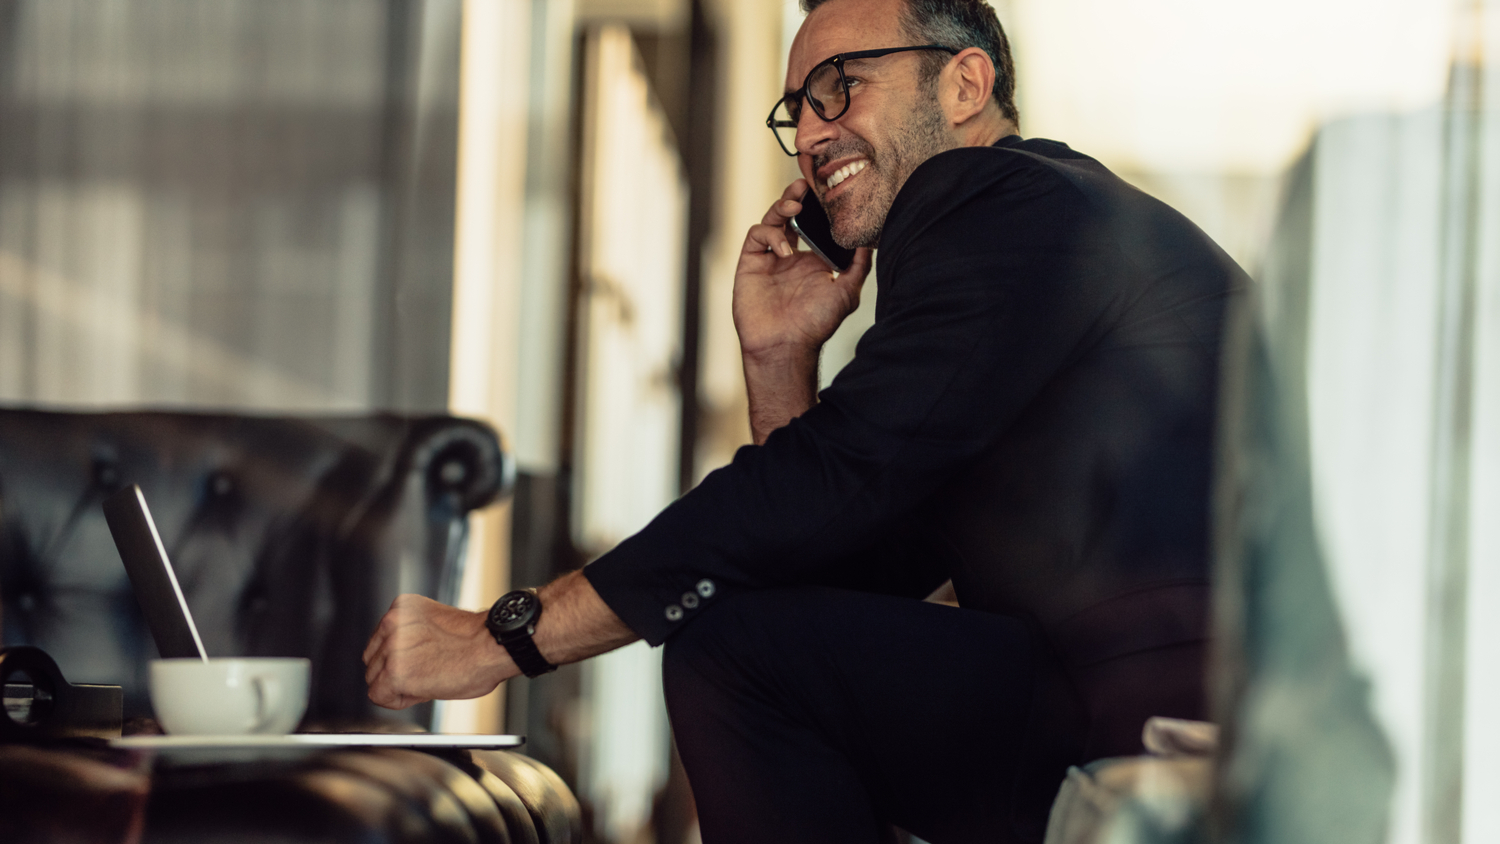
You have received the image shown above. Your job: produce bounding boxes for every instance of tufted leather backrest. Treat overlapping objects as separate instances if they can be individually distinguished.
[0,410,511,727]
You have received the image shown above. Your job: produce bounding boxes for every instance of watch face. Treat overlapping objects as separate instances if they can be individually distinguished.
[489,591,538,634]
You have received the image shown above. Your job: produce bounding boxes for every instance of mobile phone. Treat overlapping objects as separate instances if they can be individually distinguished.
[787,189,856,273]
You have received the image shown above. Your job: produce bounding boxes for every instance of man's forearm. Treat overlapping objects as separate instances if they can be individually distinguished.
[533,570,638,667]
[743,345,820,445]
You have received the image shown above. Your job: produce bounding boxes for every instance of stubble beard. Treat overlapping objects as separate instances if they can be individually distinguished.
[822,96,952,250]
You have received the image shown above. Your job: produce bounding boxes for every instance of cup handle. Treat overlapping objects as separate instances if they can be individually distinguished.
[252,675,283,733]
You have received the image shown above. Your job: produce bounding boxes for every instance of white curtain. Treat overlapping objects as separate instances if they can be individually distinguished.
[573,23,687,844]
[0,0,461,413]
[1222,6,1500,842]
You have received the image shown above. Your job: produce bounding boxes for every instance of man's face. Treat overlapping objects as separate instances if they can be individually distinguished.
[786,0,953,248]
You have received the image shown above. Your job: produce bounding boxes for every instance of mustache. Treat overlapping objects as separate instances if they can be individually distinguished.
[812,138,876,175]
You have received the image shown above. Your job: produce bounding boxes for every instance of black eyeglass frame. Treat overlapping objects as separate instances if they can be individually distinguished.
[766,44,960,157]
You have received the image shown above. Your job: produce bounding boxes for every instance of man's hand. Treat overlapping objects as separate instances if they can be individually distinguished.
[363,571,637,710]
[734,179,873,362]
[362,594,515,710]
[734,179,874,444]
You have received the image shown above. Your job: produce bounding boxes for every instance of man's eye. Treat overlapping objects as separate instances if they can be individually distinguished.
[845,77,863,88]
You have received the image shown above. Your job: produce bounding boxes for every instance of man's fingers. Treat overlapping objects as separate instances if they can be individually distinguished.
[368,677,409,710]
[759,179,810,227]
[832,246,874,290]
[365,654,421,710]
[364,649,387,687]
[744,222,796,259]
[775,177,809,210]
[362,625,388,664]
[361,608,409,664]
[367,671,392,706]
[848,246,874,275]
[368,663,428,711]
[821,246,871,313]
[760,197,801,227]
[362,594,417,663]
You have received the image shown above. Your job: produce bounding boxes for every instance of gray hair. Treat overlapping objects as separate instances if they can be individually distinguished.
[801,0,1019,125]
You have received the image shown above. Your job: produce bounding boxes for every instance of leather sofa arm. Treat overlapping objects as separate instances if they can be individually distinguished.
[0,409,511,729]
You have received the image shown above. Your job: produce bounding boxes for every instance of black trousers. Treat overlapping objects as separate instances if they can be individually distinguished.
[662,587,1206,844]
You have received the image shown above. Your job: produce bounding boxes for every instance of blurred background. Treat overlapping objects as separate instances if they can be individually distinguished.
[0,0,1496,842]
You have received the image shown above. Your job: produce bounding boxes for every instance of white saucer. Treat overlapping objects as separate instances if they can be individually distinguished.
[111,733,524,750]
[108,733,525,764]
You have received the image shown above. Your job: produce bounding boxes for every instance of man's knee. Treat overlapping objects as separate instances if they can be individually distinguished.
[662,587,819,707]
[662,589,763,678]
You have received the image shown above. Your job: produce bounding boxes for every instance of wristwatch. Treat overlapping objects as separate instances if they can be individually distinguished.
[485,589,557,678]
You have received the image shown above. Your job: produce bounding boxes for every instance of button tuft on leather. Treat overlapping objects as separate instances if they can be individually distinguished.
[681,593,699,609]
[210,472,234,497]
[696,579,715,598]
[439,460,467,485]
[665,605,684,622]
[93,460,119,489]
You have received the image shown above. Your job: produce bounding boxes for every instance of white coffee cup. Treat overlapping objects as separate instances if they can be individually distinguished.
[150,657,310,736]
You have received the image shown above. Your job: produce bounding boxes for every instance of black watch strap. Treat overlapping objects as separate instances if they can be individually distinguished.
[486,590,558,679]
[501,632,556,678]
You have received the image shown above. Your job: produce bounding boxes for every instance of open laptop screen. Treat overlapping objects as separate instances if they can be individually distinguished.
[103,485,208,661]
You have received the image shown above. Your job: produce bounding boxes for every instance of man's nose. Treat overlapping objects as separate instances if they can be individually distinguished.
[795,103,837,156]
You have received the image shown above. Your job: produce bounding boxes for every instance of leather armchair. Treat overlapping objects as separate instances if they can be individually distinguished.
[0,409,512,728]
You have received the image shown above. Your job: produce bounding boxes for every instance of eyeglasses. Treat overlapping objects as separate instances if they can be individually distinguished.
[766,45,959,157]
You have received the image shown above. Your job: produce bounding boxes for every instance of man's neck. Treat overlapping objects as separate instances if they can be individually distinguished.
[955,115,1018,150]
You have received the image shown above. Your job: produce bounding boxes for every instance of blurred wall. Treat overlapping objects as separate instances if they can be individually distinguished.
[1010,0,1456,279]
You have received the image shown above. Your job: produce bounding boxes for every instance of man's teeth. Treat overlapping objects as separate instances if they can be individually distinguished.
[826,160,867,189]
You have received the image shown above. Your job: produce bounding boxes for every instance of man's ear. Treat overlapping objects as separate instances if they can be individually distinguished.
[941,47,996,126]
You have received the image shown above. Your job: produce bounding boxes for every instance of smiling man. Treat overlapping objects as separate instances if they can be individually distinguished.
[362,1,1247,841]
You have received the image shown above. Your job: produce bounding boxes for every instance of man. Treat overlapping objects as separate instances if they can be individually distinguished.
[363,0,1246,840]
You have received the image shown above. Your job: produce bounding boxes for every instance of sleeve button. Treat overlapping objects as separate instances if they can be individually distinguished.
[696,579,716,598]
[665,605,684,622]
[681,593,700,609]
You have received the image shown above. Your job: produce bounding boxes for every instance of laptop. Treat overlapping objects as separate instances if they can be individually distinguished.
[101,484,522,749]
[102,485,208,661]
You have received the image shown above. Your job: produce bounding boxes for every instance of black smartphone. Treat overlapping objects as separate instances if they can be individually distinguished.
[787,189,856,273]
